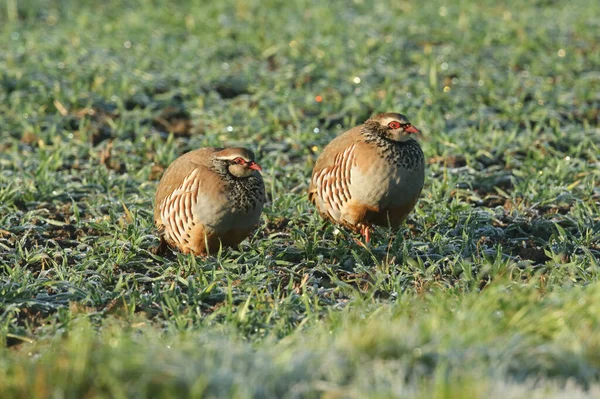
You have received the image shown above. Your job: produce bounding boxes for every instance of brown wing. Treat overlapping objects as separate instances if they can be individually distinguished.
[157,167,203,247]
[153,148,218,225]
[308,127,362,221]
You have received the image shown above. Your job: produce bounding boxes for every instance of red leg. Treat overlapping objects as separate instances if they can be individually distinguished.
[357,224,371,245]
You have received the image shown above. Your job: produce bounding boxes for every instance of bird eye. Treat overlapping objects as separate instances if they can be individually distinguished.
[233,157,246,164]
[388,121,401,129]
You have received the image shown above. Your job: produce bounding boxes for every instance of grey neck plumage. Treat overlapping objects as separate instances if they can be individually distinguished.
[361,127,424,170]
[211,159,264,211]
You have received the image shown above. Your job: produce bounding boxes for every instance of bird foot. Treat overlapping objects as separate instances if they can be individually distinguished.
[355,224,371,248]
[353,236,369,249]
[151,237,169,256]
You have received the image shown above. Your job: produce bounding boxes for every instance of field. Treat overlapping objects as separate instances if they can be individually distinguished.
[1,0,599,397]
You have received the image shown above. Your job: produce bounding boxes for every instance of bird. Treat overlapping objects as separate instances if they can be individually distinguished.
[154,147,265,255]
[308,112,425,244]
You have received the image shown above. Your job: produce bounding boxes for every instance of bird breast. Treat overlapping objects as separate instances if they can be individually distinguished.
[350,152,424,209]
[200,180,262,233]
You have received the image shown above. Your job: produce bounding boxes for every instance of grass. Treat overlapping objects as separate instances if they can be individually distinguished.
[0,0,599,397]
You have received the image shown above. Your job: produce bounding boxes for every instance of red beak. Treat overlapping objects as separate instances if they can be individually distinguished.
[405,124,420,134]
[248,161,262,171]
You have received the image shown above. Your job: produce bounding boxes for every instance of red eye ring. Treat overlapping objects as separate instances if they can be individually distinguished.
[233,157,246,164]
[388,121,401,129]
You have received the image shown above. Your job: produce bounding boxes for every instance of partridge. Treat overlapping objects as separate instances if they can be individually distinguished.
[308,112,425,243]
[154,147,265,255]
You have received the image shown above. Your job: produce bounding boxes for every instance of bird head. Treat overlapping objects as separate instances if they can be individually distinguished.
[366,112,420,142]
[214,148,262,178]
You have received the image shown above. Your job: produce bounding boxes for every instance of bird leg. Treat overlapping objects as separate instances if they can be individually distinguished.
[152,236,169,256]
[357,224,370,245]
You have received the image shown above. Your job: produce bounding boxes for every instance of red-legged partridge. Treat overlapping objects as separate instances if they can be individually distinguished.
[308,112,425,243]
[154,147,265,255]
